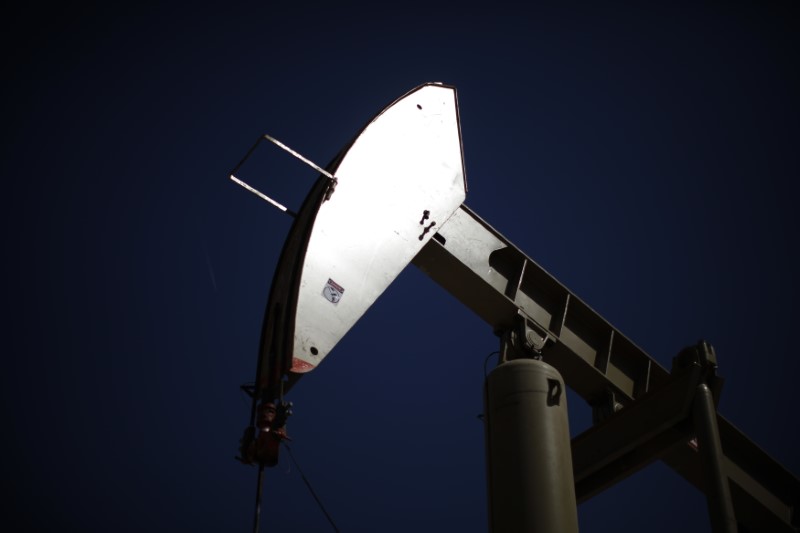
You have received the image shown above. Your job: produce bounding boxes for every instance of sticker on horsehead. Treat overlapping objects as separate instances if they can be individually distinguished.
[322,278,345,305]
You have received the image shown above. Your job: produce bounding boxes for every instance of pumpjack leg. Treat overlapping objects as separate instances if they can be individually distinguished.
[693,382,737,533]
[484,327,579,533]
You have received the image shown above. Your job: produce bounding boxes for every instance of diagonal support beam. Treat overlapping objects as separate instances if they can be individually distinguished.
[571,363,702,502]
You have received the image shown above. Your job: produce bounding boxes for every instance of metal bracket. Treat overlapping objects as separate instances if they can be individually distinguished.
[671,340,724,404]
[500,311,554,361]
[590,390,624,425]
[274,400,293,430]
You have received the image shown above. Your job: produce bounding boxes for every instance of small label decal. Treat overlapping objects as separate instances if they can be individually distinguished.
[322,278,345,305]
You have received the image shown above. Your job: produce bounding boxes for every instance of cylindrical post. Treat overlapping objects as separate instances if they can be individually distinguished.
[484,359,579,533]
[693,383,737,533]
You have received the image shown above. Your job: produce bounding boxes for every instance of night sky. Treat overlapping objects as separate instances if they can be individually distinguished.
[5,3,799,532]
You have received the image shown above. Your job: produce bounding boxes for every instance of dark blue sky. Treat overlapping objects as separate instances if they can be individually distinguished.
[5,3,799,532]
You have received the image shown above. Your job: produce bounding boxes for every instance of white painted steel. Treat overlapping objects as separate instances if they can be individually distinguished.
[291,84,466,372]
[229,174,292,213]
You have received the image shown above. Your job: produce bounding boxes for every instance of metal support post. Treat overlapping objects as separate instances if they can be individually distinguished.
[484,357,579,533]
[693,382,737,533]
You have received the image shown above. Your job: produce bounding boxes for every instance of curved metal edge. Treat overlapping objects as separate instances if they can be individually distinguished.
[254,175,332,402]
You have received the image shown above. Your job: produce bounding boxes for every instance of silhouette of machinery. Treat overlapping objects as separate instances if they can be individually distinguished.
[231,83,798,533]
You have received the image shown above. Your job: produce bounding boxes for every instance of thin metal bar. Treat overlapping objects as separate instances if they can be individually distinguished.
[263,134,335,181]
[230,135,267,177]
[693,383,738,533]
[253,464,265,533]
[230,175,297,217]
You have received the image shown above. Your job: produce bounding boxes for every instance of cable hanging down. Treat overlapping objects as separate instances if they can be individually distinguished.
[484,351,500,378]
[282,442,341,533]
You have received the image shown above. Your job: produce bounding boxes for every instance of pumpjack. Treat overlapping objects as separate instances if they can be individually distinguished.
[230,83,798,532]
